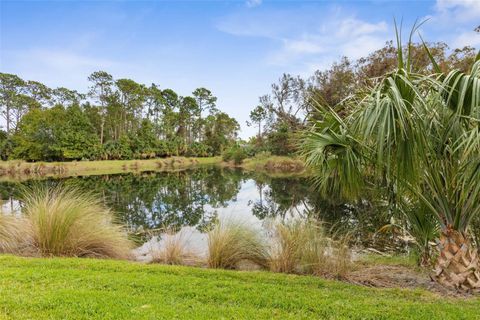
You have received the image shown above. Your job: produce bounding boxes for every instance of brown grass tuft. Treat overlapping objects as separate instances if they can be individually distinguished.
[0,214,25,253]
[207,220,268,269]
[151,229,199,266]
[22,186,133,259]
[268,219,352,278]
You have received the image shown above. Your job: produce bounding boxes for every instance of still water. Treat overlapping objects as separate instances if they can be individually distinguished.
[0,166,401,250]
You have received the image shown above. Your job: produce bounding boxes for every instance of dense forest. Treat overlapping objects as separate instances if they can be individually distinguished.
[247,41,477,155]
[0,41,476,162]
[0,72,239,161]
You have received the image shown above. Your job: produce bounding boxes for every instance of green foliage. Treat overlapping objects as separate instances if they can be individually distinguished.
[232,149,248,165]
[11,107,63,161]
[0,130,14,160]
[11,105,99,161]
[0,72,240,161]
[129,119,159,159]
[204,112,240,155]
[222,145,248,165]
[101,136,133,160]
[266,121,297,156]
[186,142,211,157]
[250,40,477,157]
[54,104,99,160]
[302,29,480,262]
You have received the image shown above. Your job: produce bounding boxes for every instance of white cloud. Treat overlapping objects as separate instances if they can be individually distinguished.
[435,0,480,22]
[424,0,480,48]
[452,30,480,47]
[246,0,262,8]
[341,35,387,59]
[216,10,297,38]
[218,8,388,72]
[336,18,387,37]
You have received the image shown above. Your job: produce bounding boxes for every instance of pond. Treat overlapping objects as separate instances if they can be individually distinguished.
[0,166,405,251]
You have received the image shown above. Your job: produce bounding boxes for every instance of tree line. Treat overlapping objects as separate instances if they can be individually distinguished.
[247,41,477,155]
[0,71,239,161]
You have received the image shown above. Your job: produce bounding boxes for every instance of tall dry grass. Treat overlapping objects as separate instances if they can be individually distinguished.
[151,229,199,266]
[207,220,268,269]
[0,214,24,253]
[268,219,352,278]
[267,220,310,273]
[21,186,133,259]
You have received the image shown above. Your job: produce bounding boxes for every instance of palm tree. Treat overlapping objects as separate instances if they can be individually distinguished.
[302,26,480,291]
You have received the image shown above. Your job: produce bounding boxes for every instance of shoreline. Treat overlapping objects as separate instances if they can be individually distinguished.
[0,157,222,182]
[0,156,308,181]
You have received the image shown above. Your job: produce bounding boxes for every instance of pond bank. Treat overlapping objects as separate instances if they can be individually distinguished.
[0,156,307,181]
[0,157,222,181]
[0,255,478,319]
[223,156,308,176]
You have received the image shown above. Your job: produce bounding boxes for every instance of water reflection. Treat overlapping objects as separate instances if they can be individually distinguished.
[0,167,399,249]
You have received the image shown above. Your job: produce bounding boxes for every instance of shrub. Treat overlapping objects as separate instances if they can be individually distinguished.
[186,142,211,157]
[22,186,133,259]
[222,148,233,162]
[102,136,133,160]
[266,121,298,155]
[222,146,248,165]
[232,148,247,165]
[253,151,272,160]
[207,220,268,269]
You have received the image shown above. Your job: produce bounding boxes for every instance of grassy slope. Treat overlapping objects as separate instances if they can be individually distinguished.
[0,157,221,181]
[0,156,307,181]
[0,256,478,320]
[240,156,308,177]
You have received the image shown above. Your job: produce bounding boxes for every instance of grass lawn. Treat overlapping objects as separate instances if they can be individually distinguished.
[0,256,478,319]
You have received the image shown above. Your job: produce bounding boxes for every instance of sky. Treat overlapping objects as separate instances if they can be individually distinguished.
[1,0,479,138]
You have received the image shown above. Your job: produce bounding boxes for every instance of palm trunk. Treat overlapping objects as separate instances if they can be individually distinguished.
[433,228,480,292]
[418,243,433,268]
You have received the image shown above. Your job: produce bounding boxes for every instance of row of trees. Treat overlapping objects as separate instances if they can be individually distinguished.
[248,41,478,155]
[0,72,239,161]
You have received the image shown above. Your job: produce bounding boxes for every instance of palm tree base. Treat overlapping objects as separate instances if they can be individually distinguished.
[433,229,480,292]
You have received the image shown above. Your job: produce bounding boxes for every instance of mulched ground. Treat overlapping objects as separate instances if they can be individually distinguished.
[345,265,470,297]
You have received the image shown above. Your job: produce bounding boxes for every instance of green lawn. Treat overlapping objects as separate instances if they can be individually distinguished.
[0,256,478,319]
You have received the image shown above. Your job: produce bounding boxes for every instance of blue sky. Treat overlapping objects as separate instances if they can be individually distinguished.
[1,0,479,138]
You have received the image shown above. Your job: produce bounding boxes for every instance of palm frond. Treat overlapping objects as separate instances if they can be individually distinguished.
[302,23,480,238]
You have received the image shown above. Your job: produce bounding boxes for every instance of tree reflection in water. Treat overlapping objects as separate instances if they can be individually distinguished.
[2,166,476,251]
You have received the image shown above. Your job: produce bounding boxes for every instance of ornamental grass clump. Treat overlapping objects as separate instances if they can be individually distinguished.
[0,214,24,254]
[268,219,352,278]
[207,220,268,269]
[22,186,133,259]
[151,229,199,266]
[268,220,308,274]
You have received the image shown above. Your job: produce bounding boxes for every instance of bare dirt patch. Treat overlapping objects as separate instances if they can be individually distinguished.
[346,265,471,297]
